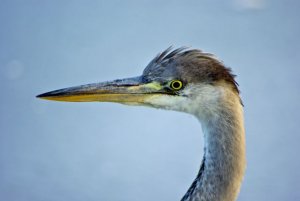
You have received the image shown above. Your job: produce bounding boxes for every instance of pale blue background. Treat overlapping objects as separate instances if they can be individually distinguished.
[1,0,300,201]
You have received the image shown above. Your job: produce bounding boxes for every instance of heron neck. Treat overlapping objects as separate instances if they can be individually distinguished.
[182,96,246,201]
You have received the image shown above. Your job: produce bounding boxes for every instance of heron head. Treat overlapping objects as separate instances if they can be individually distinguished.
[37,47,239,116]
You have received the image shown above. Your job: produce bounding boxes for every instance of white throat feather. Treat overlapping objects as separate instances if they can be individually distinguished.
[146,83,246,201]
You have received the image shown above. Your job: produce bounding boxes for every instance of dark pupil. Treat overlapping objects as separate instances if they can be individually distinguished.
[172,81,180,88]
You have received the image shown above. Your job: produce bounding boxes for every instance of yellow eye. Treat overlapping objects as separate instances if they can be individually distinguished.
[170,80,183,90]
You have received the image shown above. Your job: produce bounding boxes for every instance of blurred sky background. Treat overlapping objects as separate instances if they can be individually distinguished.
[1,0,300,201]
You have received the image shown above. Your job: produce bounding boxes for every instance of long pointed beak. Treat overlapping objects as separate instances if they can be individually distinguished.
[36,76,165,104]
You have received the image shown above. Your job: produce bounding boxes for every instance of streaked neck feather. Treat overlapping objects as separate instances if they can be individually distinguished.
[182,86,246,201]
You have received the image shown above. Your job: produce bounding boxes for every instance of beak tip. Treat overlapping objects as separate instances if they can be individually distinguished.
[36,91,53,99]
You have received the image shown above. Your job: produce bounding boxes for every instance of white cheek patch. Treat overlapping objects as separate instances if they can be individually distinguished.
[144,84,231,118]
[144,95,187,111]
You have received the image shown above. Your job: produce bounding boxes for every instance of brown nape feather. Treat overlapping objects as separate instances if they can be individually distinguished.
[143,47,246,201]
[143,47,240,94]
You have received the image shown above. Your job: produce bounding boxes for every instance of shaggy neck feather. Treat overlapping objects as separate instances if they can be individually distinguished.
[182,89,246,201]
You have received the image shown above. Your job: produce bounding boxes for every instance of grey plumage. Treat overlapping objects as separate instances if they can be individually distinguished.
[143,47,239,94]
[37,47,246,201]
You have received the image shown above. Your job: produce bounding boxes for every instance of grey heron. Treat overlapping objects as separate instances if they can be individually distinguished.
[37,47,246,201]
